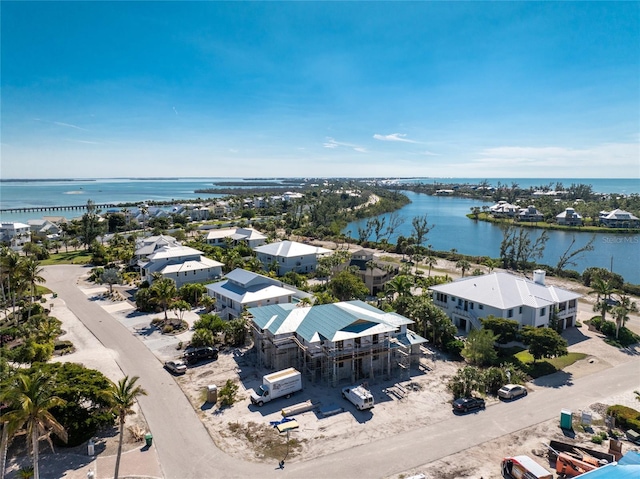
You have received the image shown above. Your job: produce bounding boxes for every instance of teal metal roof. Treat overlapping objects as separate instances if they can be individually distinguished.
[248,300,408,343]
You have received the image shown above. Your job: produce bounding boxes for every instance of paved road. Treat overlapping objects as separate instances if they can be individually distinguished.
[43,265,640,479]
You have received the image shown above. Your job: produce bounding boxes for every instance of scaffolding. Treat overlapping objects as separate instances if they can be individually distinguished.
[251,320,421,386]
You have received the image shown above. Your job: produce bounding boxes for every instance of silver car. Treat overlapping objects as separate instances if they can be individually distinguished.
[498,384,527,400]
[164,359,188,375]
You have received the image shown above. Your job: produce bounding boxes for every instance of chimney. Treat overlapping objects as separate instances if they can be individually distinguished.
[533,269,546,286]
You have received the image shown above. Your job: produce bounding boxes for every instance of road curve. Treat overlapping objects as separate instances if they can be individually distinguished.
[43,265,640,479]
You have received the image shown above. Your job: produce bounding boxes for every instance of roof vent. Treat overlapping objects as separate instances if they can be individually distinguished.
[533,269,546,286]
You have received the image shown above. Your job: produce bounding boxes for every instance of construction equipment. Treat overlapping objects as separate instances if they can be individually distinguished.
[546,441,611,477]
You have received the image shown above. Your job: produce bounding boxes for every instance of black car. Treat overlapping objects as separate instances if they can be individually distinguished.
[184,346,218,365]
[452,397,485,413]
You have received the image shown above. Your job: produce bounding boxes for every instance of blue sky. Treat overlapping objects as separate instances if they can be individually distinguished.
[2,1,638,179]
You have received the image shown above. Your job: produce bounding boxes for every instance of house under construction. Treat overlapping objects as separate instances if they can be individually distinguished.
[248,300,427,386]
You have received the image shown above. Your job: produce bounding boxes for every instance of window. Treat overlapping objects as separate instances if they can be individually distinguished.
[372,334,379,344]
[569,300,576,308]
[519,306,523,314]
[508,309,513,318]
[355,337,361,347]
[470,303,474,310]
[336,340,344,351]
[338,362,344,368]
[479,304,484,310]
[540,307,546,317]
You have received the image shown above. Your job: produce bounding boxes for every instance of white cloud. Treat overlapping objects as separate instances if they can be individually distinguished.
[64,139,100,144]
[373,133,417,143]
[422,150,439,156]
[34,118,88,131]
[323,137,366,152]
[469,142,639,176]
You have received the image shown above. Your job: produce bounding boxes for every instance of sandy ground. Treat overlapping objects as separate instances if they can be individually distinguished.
[8,250,639,479]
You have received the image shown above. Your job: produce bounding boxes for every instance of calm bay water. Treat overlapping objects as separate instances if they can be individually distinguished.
[346,191,640,285]
[1,177,638,283]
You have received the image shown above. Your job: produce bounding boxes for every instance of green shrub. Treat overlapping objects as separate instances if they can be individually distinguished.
[622,282,640,296]
[607,405,640,433]
[162,324,174,334]
[600,321,617,337]
[591,434,603,444]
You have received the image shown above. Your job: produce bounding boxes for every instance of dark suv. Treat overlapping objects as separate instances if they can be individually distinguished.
[183,346,218,365]
[452,397,485,413]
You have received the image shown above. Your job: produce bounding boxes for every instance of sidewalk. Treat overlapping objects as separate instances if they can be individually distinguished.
[6,446,163,479]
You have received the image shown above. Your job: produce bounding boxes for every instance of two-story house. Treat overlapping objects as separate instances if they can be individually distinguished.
[517,205,544,222]
[556,207,583,226]
[0,222,31,250]
[253,240,331,275]
[599,209,640,228]
[140,244,223,288]
[349,248,398,295]
[429,270,581,332]
[205,227,267,248]
[248,300,426,386]
[205,268,312,319]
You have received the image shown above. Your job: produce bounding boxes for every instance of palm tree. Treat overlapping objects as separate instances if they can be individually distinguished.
[2,250,22,322]
[456,259,471,278]
[589,277,617,322]
[106,376,147,479]
[384,275,413,301]
[483,257,500,273]
[0,371,67,479]
[424,255,437,277]
[20,258,45,321]
[611,295,638,339]
[150,278,177,321]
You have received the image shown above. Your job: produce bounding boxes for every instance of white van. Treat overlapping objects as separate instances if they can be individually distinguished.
[341,384,374,410]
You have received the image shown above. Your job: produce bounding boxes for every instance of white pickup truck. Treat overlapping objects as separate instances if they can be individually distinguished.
[341,384,374,410]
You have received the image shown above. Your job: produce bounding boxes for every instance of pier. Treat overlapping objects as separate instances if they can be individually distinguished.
[0,203,118,214]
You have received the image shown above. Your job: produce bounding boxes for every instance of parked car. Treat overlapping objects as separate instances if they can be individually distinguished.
[164,359,188,375]
[452,397,485,413]
[498,384,528,400]
[184,346,219,365]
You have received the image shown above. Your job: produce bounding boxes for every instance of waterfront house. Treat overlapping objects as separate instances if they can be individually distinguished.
[556,208,583,226]
[517,205,544,222]
[349,248,399,295]
[490,201,519,218]
[429,270,581,332]
[205,268,312,319]
[205,227,267,248]
[248,300,427,385]
[140,244,223,288]
[599,209,640,228]
[253,240,331,275]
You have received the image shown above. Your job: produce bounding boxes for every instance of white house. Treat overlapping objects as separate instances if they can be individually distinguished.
[205,268,312,319]
[599,209,640,228]
[490,201,519,218]
[556,207,583,226]
[205,227,267,248]
[0,222,31,250]
[140,244,223,288]
[253,240,331,275]
[133,235,181,264]
[429,270,581,332]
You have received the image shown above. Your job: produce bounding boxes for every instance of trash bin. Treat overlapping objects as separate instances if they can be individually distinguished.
[145,433,153,447]
[87,439,94,456]
[207,384,218,403]
[560,409,572,429]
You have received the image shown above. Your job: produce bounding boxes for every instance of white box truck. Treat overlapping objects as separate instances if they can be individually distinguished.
[342,384,374,410]
[250,368,302,407]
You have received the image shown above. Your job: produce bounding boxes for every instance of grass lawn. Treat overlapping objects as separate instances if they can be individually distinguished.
[514,350,588,378]
[40,250,92,265]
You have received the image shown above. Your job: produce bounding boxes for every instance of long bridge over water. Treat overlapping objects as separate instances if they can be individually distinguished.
[0,203,119,214]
